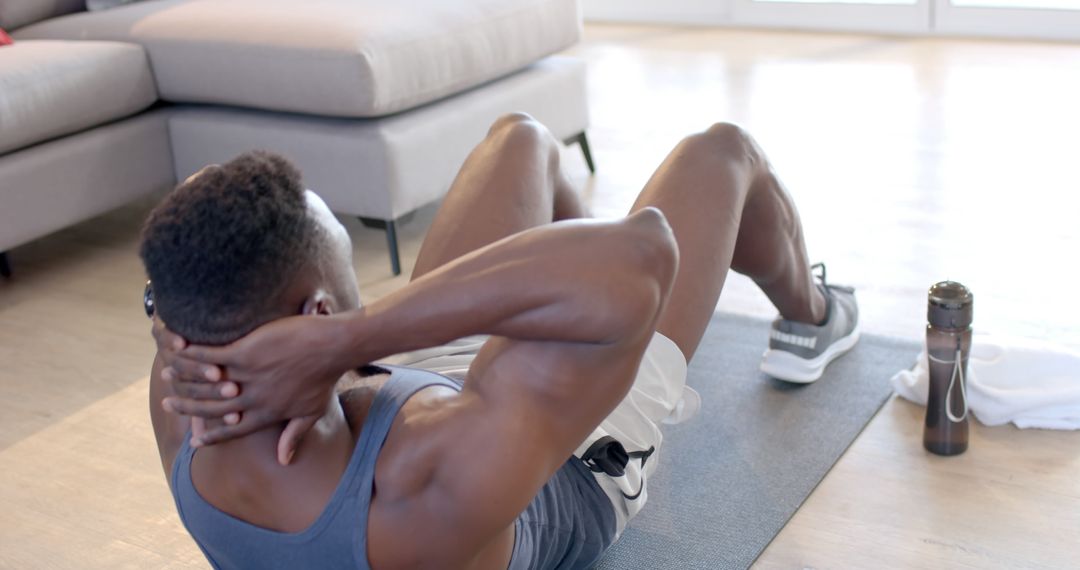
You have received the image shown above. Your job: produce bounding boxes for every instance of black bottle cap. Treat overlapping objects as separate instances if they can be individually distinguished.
[928,281,973,330]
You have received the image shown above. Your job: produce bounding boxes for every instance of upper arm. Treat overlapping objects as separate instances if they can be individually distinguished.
[376,210,681,565]
[149,353,191,479]
[389,211,677,562]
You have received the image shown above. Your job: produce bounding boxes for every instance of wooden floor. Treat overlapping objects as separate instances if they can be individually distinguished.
[2,24,1079,569]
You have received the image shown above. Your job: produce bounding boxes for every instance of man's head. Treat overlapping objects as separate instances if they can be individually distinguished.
[140,151,360,345]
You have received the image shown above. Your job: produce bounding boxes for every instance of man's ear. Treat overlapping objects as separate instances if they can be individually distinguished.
[300,290,333,316]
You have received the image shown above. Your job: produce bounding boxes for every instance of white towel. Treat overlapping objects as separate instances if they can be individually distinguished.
[890,335,1080,430]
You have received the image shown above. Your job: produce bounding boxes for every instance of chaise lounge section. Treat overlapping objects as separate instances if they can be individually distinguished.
[0,37,173,277]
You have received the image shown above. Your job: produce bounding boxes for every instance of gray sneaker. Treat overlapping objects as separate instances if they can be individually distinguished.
[760,263,859,383]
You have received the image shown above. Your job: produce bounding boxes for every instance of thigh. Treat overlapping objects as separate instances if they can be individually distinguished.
[410,116,559,280]
[627,125,757,361]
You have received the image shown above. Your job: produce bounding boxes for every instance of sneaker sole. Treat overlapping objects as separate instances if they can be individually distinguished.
[759,327,861,384]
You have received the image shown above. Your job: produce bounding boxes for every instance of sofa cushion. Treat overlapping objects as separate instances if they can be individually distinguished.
[0,40,157,154]
[0,0,83,31]
[14,0,582,118]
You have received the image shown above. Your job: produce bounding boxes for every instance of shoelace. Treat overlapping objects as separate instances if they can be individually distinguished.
[812,262,854,295]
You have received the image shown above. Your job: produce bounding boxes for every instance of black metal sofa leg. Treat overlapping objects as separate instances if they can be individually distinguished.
[358,217,402,277]
[0,252,11,278]
[565,131,596,174]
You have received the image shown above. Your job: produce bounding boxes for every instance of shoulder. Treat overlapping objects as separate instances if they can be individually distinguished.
[337,368,466,500]
[371,382,471,497]
[365,384,487,567]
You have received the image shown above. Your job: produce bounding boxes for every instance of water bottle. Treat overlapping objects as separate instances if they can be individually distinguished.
[923,281,973,456]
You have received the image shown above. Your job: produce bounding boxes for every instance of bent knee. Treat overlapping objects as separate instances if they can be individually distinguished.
[486,112,555,154]
[681,122,756,163]
[703,121,748,143]
[488,112,540,136]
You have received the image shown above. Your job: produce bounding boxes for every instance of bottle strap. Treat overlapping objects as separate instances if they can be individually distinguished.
[927,344,969,423]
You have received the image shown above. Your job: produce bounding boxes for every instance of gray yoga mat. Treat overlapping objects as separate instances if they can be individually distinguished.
[595,312,919,570]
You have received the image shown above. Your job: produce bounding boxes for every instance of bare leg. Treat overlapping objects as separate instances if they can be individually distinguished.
[411,113,586,280]
[629,123,826,362]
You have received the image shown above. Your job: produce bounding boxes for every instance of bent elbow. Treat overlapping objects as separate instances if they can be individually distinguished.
[599,209,679,341]
[628,207,679,297]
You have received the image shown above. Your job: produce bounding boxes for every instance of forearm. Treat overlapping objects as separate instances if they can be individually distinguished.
[335,210,677,367]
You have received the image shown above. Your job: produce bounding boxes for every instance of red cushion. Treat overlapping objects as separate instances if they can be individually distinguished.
[0,28,13,46]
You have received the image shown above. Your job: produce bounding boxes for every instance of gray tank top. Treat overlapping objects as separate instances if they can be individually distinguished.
[171,365,616,569]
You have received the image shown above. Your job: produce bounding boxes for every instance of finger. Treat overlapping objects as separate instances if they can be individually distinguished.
[277,416,320,466]
[181,343,240,367]
[224,412,241,425]
[152,316,187,352]
[195,412,272,447]
[162,396,245,418]
[170,379,239,401]
[163,354,223,383]
[191,416,207,445]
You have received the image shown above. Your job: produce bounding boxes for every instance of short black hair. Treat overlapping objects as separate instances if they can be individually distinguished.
[139,151,321,345]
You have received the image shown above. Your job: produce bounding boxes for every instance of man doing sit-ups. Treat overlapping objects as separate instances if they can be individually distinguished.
[144,114,858,570]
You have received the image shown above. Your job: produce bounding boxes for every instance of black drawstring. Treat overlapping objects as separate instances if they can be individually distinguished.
[580,436,655,500]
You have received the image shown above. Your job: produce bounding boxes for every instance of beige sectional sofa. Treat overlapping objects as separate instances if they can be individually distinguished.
[0,0,591,276]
